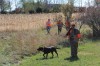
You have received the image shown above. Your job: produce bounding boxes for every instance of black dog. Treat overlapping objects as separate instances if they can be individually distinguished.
[37,46,59,59]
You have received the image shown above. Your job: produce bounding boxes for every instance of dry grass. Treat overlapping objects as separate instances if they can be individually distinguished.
[0,27,67,65]
[0,13,92,65]
[0,13,65,65]
[0,13,63,31]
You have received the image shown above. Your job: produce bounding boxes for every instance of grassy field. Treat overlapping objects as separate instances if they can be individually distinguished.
[13,40,100,66]
[0,23,94,66]
[0,14,97,66]
[0,25,68,66]
[0,13,64,66]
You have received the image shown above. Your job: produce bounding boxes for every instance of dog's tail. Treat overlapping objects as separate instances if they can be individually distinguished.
[56,47,60,49]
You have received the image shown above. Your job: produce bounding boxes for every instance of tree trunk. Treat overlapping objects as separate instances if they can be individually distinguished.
[93,25,100,39]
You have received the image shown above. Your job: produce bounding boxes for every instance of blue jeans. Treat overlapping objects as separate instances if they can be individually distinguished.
[46,26,51,34]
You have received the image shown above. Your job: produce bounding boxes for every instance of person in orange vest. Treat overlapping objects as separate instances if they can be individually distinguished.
[65,20,70,31]
[46,19,51,34]
[65,23,81,60]
[57,20,63,35]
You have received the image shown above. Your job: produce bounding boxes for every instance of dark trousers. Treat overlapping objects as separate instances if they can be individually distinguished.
[46,26,51,34]
[58,27,62,35]
[70,40,78,57]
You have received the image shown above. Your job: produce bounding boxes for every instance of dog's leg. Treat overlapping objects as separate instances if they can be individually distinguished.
[43,53,45,58]
[51,52,54,58]
[54,50,58,57]
[46,53,48,59]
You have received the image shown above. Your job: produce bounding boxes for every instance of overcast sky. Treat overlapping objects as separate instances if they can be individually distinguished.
[10,0,95,10]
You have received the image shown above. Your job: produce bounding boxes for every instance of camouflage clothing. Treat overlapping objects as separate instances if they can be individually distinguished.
[69,28,80,57]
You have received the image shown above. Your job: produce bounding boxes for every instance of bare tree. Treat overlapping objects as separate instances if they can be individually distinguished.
[95,0,100,6]
[19,0,35,13]
[7,0,12,12]
[61,0,75,20]
[0,0,10,13]
[80,6,100,38]
[14,0,18,9]
[79,0,100,38]
[61,4,74,22]
[20,0,25,12]
[0,0,5,11]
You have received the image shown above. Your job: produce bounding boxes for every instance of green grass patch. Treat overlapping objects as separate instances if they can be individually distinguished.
[13,41,100,66]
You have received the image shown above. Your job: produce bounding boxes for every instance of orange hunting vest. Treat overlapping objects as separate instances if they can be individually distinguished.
[68,29,81,39]
[65,21,70,27]
[46,21,51,27]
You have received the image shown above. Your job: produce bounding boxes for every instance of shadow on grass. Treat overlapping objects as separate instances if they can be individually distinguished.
[36,57,58,60]
[64,57,79,62]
